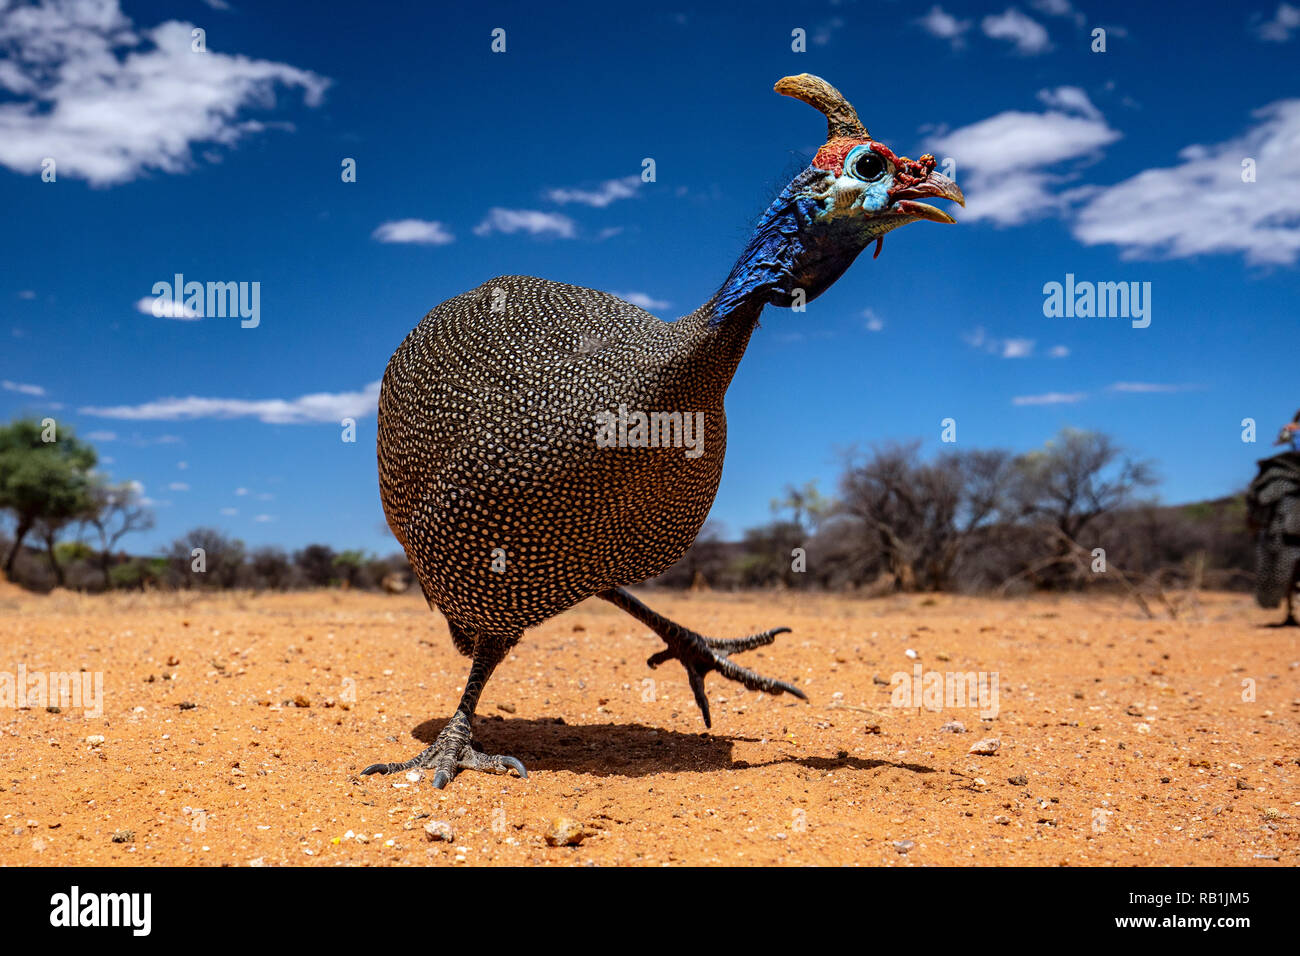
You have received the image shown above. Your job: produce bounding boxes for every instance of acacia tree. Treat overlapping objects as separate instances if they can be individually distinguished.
[1010,428,1157,584]
[0,419,97,583]
[837,443,1015,591]
[83,481,154,588]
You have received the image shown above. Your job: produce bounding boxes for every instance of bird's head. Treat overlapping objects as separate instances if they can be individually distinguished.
[723,74,964,311]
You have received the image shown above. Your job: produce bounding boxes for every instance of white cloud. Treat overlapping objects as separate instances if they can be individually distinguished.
[917,6,971,47]
[1107,382,1195,393]
[1073,99,1300,264]
[925,88,1119,225]
[235,487,249,495]
[1031,0,1085,27]
[963,327,1037,358]
[0,0,328,186]
[168,481,190,491]
[85,430,117,441]
[616,291,670,311]
[2,379,44,396]
[80,380,381,424]
[177,460,188,469]
[545,176,640,208]
[1013,391,1086,405]
[1048,345,1070,358]
[473,208,577,239]
[1254,3,1300,41]
[200,0,232,10]
[1036,86,1101,121]
[982,8,1052,54]
[254,514,274,522]
[371,219,455,245]
[219,507,238,516]
[863,308,885,332]
[135,295,200,319]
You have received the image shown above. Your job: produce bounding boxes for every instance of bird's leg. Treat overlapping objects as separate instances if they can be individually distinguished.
[361,636,527,789]
[598,587,807,728]
[1285,590,1299,627]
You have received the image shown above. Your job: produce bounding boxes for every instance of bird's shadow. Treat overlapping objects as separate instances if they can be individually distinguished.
[411,715,935,778]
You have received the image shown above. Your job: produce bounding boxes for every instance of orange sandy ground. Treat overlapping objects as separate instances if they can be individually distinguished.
[1,581,1296,866]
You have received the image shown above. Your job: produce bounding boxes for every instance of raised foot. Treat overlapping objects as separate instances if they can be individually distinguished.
[361,723,527,789]
[648,625,807,728]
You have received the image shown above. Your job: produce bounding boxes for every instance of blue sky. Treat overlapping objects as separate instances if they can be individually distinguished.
[2,0,1299,555]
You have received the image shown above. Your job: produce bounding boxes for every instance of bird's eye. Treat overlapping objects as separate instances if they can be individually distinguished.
[851,150,886,181]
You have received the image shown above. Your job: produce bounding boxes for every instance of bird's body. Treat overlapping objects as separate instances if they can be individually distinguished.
[1246,450,1300,626]
[378,276,747,638]
[363,75,965,787]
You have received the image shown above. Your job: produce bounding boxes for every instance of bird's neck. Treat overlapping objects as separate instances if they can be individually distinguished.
[677,173,860,385]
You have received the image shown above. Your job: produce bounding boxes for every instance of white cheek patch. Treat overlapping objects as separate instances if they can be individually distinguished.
[822,174,890,218]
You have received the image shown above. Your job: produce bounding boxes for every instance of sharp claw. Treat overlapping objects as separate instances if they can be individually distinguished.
[361,763,389,775]
[501,756,528,778]
[688,668,712,729]
[432,769,451,789]
[647,649,672,669]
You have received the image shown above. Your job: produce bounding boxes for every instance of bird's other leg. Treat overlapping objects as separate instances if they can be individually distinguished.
[1284,589,1299,627]
[361,632,527,789]
[598,587,807,728]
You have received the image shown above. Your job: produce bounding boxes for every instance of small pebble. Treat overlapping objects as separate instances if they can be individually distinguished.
[546,818,586,847]
[969,737,1002,756]
[939,720,966,734]
[111,829,134,843]
[424,821,455,842]
[1008,774,1028,786]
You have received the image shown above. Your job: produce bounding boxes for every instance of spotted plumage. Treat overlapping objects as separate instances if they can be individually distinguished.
[1246,451,1300,626]
[364,74,964,788]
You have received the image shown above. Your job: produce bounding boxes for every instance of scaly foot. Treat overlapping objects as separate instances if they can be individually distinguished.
[648,625,807,728]
[361,713,527,789]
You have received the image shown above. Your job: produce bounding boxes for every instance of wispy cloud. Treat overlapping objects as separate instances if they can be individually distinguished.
[81,381,381,424]
[1072,99,1300,264]
[85,430,117,441]
[167,481,190,491]
[1253,3,1300,42]
[616,291,670,311]
[963,327,1036,358]
[1048,344,1070,358]
[135,296,200,320]
[863,308,885,332]
[917,6,972,48]
[925,87,1119,226]
[0,0,328,186]
[982,8,1052,54]
[371,219,455,245]
[1031,0,1086,28]
[1013,391,1086,406]
[545,175,640,208]
[2,379,44,396]
[473,208,576,239]
[1107,382,1199,393]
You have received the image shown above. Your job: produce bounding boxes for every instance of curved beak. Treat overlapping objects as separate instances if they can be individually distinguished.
[889,171,966,224]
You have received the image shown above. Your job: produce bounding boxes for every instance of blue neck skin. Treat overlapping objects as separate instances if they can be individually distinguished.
[708,168,867,330]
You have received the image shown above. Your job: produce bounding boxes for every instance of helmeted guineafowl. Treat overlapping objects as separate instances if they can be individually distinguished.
[366,74,965,788]
[1246,450,1300,626]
